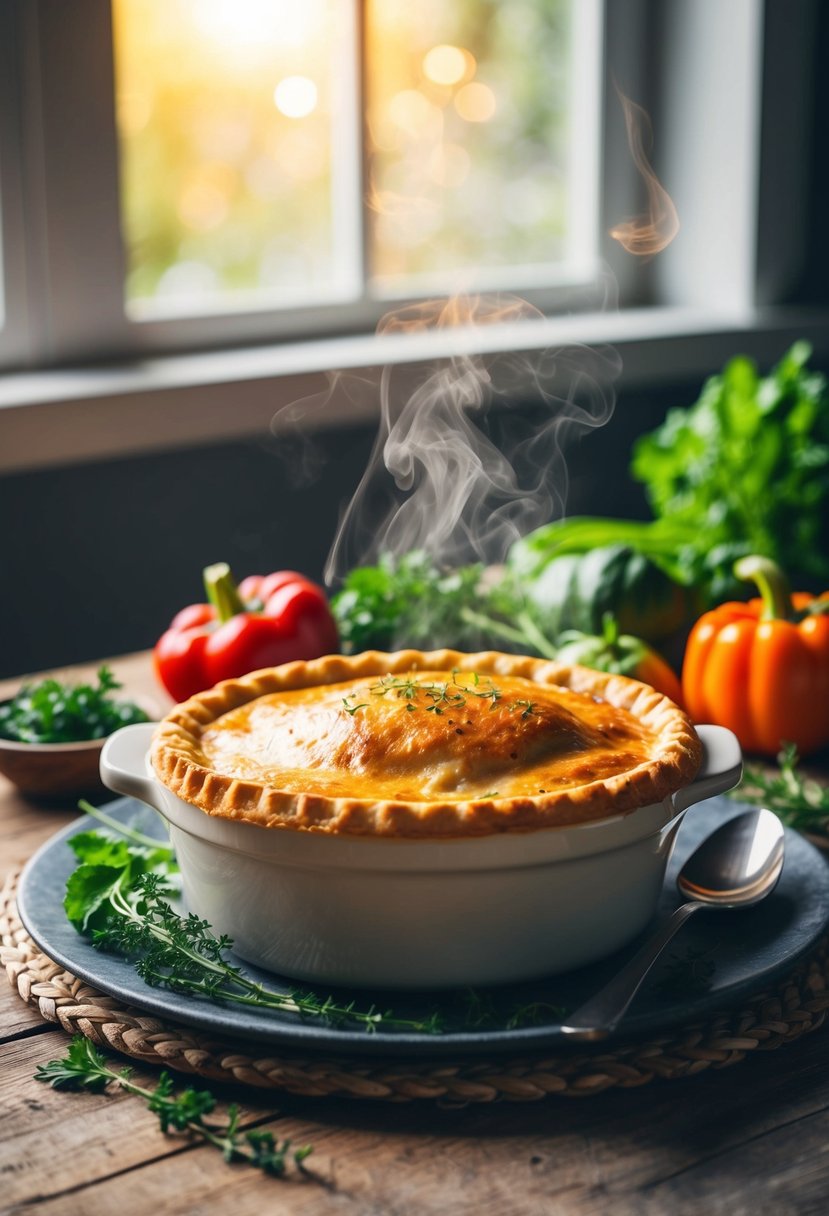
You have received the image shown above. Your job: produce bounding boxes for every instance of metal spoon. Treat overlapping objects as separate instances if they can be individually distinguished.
[559,809,786,1041]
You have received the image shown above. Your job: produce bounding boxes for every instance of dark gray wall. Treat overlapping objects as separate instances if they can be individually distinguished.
[0,382,697,678]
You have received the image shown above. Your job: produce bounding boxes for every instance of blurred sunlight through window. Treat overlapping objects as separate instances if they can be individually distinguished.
[367,0,591,291]
[113,0,595,319]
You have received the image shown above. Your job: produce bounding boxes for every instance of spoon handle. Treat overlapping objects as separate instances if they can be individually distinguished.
[559,902,702,1041]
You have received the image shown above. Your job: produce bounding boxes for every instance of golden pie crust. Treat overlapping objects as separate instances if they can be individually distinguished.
[151,650,702,838]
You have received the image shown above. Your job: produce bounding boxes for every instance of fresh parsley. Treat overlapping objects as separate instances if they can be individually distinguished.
[35,1037,312,1177]
[0,666,148,743]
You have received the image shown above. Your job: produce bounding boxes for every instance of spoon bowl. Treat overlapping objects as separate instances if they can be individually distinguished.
[677,808,785,907]
[561,809,786,1039]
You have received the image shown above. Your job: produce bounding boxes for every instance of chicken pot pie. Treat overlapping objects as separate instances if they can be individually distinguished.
[151,649,701,837]
[150,651,695,841]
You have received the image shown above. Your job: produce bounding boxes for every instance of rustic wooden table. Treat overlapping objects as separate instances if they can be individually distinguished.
[3,653,829,1216]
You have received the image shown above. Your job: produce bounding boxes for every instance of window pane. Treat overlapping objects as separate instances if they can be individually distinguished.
[112,0,356,316]
[366,0,597,290]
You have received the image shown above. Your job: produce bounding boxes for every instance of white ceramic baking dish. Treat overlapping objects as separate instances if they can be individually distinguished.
[100,721,741,989]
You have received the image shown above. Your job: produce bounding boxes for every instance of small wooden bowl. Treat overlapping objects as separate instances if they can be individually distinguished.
[0,696,161,801]
[0,734,111,799]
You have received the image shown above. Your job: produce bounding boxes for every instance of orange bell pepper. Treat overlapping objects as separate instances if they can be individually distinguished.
[682,556,829,756]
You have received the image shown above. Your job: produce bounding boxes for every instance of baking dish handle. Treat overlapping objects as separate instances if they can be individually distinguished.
[671,724,743,815]
[100,722,166,813]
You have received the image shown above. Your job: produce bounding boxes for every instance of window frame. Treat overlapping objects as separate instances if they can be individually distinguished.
[0,3,30,367]
[2,0,828,479]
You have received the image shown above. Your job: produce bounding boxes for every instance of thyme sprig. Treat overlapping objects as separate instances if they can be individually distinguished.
[342,672,537,719]
[36,1037,312,1177]
[735,744,829,836]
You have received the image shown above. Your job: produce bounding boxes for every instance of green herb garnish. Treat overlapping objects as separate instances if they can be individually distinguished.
[331,551,558,659]
[66,808,572,1036]
[0,665,148,743]
[345,673,535,718]
[65,819,443,1035]
[457,989,565,1029]
[35,1037,312,1177]
[735,744,829,836]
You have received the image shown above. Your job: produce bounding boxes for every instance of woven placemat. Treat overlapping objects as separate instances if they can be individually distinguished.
[4,870,829,1103]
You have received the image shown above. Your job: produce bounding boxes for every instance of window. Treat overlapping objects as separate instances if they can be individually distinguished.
[112,0,600,319]
[1,0,605,368]
[1,0,821,484]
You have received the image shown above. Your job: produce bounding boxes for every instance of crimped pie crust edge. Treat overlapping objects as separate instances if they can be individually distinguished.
[150,649,702,837]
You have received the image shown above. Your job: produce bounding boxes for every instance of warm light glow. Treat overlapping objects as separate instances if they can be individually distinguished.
[454,81,496,123]
[194,0,324,51]
[429,142,471,188]
[178,181,230,232]
[386,88,435,136]
[274,76,318,119]
[422,44,470,87]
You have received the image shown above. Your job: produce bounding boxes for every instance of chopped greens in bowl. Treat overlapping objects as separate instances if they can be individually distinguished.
[0,666,149,745]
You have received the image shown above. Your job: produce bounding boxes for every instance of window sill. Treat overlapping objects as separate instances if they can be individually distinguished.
[2,304,829,474]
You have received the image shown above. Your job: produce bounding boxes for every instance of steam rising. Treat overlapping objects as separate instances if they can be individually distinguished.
[281,90,677,586]
[609,90,680,257]
[324,294,621,583]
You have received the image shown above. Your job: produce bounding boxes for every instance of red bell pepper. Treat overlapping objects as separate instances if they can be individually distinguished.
[154,563,339,702]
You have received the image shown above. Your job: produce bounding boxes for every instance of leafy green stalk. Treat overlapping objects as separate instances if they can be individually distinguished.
[36,1037,312,1177]
[508,343,829,609]
[76,798,171,851]
[631,341,829,599]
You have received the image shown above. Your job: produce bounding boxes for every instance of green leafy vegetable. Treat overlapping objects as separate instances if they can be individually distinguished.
[331,550,558,659]
[36,1037,313,1178]
[0,666,148,743]
[508,343,829,607]
[510,542,694,642]
[736,744,829,837]
[634,341,829,599]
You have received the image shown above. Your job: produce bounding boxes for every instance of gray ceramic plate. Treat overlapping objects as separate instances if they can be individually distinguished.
[17,796,829,1058]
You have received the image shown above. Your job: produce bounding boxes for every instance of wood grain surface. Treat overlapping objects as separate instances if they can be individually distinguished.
[2,653,829,1216]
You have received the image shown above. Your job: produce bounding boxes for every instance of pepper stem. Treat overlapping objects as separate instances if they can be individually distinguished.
[204,562,246,623]
[734,555,794,621]
[601,612,620,650]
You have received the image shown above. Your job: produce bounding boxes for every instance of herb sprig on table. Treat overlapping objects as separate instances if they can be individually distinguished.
[0,666,148,743]
[736,744,829,837]
[36,1037,313,1178]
